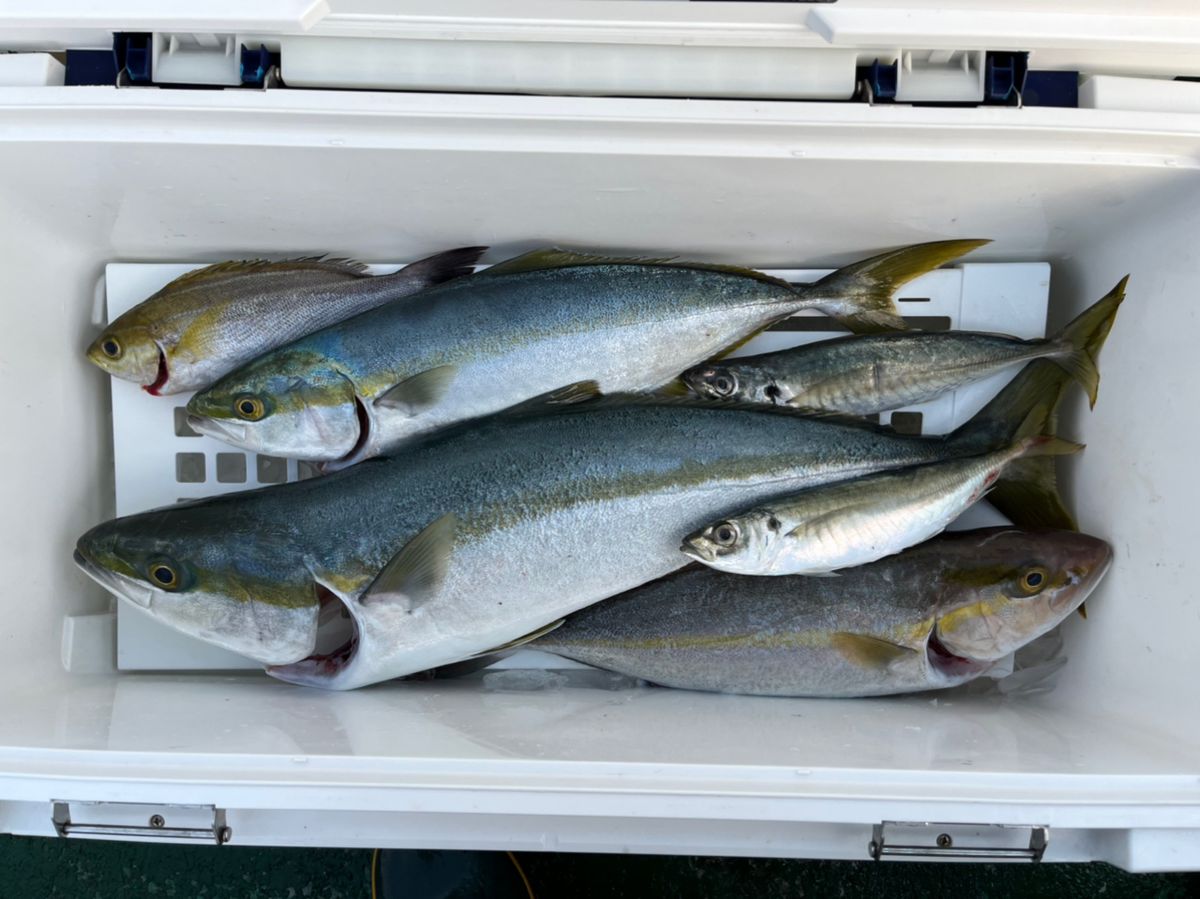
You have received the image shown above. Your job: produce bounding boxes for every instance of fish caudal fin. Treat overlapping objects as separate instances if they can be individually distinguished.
[392,246,488,289]
[802,239,990,333]
[952,361,1079,530]
[1047,276,1129,408]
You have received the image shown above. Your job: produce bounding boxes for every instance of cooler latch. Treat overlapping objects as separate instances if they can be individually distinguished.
[52,800,232,845]
[869,821,1048,861]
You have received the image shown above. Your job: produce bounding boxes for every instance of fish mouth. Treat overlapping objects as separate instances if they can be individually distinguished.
[187,414,249,446]
[266,584,360,687]
[680,537,717,564]
[73,547,153,608]
[143,346,170,396]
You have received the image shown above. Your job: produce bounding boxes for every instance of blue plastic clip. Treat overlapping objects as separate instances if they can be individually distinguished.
[858,59,898,102]
[984,52,1029,104]
[240,44,274,86]
[113,32,153,83]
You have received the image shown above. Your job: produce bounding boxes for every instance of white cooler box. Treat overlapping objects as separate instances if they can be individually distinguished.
[1,0,1199,871]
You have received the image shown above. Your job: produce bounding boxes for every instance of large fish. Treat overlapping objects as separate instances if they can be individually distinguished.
[682,278,1127,414]
[184,241,987,463]
[86,247,486,395]
[532,529,1112,697]
[682,436,1081,576]
[73,355,1060,691]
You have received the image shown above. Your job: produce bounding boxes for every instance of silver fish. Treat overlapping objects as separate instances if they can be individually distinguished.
[73,358,1059,690]
[86,247,486,395]
[682,277,1127,414]
[184,241,987,463]
[533,529,1112,697]
[683,436,1081,576]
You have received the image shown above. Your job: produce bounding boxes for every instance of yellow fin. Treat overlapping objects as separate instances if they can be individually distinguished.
[160,256,370,292]
[546,379,603,405]
[482,247,793,290]
[807,239,989,333]
[375,364,459,413]
[360,513,457,609]
[830,632,918,669]
[1077,602,1088,620]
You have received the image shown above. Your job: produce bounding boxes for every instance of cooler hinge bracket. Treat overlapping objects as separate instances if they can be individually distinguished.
[52,800,232,845]
[869,821,1048,861]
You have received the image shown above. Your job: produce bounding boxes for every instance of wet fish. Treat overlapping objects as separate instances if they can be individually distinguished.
[184,241,987,463]
[533,529,1112,697]
[682,277,1127,414]
[73,356,1058,690]
[87,247,486,395]
[683,436,1081,576]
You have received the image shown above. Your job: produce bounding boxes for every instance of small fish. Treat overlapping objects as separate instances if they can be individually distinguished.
[184,240,988,464]
[72,354,1066,690]
[682,277,1127,414]
[86,247,486,395]
[682,435,1082,576]
[533,528,1112,697]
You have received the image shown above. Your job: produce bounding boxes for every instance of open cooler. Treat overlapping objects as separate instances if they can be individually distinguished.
[1,0,1199,871]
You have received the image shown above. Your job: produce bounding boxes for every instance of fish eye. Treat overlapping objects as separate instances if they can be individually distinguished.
[234,395,265,421]
[712,374,736,397]
[100,337,122,359]
[764,384,782,403]
[767,516,781,531]
[149,562,180,590]
[1020,566,1049,595]
[712,522,739,547]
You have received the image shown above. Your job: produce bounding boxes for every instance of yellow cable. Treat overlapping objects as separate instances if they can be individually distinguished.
[507,851,535,899]
[371,847,380,899]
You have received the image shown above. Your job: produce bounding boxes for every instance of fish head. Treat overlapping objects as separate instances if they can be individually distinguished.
[933,529,1113,662]
[186,350,363,462]
[681,510,778,572]
[682,362,781,405]
[73,506,322,665]
[86,324,169,393]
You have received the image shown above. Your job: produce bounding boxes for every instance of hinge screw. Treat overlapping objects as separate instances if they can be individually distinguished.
[936,833,953,848]
[149,814,165,828]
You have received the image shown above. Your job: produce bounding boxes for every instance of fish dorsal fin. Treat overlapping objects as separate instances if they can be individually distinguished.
[482,247,793,290]
[161,257,370,292]
[360,512,458,609]
[375,364,459,413]
[468,619,565,658]
[830,632,918,669]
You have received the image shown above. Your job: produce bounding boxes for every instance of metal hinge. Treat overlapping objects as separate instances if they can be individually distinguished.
[869,821,1048,861]
[52,801,231,845]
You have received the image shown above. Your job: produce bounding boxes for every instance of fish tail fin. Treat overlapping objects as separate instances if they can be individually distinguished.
[1046,276,1129,408]
[1017,435,1086,459]
[951,361,1079,529]
[801,239,990,333]
[391,246,488,289]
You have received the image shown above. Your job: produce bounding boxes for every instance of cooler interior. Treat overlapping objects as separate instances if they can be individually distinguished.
[0,87,1197,858]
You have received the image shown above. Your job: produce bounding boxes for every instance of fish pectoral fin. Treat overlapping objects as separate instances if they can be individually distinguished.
[360,512,458,609]
[374,365,459,413]
[469,619,566,657]
[830,632,918,669]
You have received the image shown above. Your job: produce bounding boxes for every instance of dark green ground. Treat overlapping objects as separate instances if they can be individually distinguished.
[1,835,1197,899]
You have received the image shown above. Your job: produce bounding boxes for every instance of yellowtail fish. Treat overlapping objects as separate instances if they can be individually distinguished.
[534,529,1111,697]
[87,247,486,394]
[185,241,988,464]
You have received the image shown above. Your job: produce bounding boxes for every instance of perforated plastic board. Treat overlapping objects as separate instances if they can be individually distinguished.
[106,261,1049,670]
